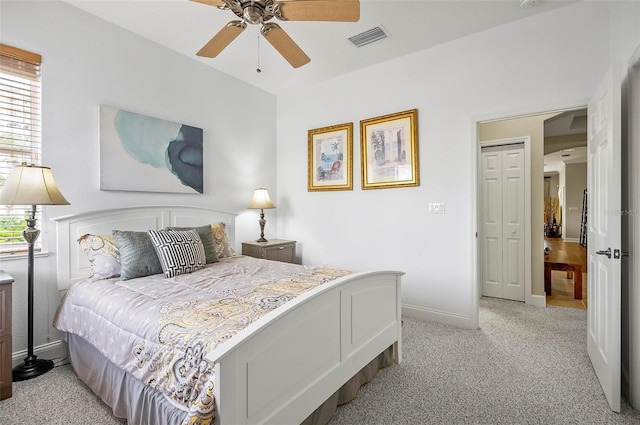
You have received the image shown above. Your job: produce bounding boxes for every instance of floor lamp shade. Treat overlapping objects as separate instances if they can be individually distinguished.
[0,164,70,206]
[248,188,275,243]
[0,163,69,382]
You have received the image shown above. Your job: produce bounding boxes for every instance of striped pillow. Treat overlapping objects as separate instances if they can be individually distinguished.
[148,229,206,278]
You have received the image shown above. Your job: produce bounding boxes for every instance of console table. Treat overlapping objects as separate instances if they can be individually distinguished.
[544,262,582,300]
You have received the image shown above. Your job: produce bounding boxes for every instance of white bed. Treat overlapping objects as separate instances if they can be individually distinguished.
[52,206,403,425]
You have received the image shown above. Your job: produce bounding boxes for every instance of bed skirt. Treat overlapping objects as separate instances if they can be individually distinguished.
[68,334,395,425]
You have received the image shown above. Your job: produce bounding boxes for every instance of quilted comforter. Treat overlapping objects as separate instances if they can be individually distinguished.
[53,255,351,424]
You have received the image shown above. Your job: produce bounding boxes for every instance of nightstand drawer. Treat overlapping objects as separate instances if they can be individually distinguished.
[242,239,296,264]
[0,282,10,337]
[0,272,13,400]
[0,335,11,400]
[262,244,295,263]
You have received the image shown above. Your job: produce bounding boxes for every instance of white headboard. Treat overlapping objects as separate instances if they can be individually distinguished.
[51,205,237,290]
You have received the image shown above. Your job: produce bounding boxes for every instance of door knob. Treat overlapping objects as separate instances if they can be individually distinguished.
[596,248,611,259]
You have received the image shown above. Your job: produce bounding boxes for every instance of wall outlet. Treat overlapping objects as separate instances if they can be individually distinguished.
[428,202,445,214]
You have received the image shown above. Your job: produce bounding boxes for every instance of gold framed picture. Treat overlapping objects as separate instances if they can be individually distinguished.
[360,109,419,190]
[308,122,353,191]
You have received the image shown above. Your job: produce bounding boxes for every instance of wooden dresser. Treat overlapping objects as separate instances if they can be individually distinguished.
[242,239,296,264]
[0,270,13,400]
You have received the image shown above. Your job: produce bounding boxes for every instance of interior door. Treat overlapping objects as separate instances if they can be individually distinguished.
[587,65,621,412]
[481,143,525,302]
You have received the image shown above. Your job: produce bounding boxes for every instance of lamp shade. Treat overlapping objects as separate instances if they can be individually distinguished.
[0,163,70,206]
[248,188,275,209]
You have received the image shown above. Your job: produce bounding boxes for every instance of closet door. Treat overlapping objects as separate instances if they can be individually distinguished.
[481,144,525,301]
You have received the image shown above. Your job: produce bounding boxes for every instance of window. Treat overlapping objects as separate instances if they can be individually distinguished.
[0,44,42,254]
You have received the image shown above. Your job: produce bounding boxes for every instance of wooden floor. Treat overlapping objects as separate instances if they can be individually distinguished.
[544,238,587,310]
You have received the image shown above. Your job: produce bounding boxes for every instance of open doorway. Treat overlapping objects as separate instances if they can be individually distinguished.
[542,110,588,310]
[476,108,588,309]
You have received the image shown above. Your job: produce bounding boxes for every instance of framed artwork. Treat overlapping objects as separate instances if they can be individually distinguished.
[308,122,353,191]
[99,105,203,194]
[360,109,419,190]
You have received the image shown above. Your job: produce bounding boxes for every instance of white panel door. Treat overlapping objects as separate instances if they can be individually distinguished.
[481,144,525,301]
[481,148,503,298]
[587,66,621,412]
[501,147,526,301]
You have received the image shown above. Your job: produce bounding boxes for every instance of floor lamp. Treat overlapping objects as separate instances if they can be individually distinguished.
[0,163,69,381]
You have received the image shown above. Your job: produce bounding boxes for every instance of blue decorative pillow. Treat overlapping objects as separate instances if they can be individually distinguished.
[148,229,206,278]
[165,225,219,264]
[113,230,163,281]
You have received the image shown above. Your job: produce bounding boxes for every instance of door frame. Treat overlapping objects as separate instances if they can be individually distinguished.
[477,137,532,305]
[470,102,587,329]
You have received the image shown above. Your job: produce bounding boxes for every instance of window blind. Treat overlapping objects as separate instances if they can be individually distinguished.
[0,44,42,254]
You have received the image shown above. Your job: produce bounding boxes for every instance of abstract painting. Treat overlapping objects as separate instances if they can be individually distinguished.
[100,106,203,194]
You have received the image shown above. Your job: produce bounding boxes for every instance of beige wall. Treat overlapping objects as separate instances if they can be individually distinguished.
[546,174,560,199]
[564,163,588,240]
[478,112,559,297]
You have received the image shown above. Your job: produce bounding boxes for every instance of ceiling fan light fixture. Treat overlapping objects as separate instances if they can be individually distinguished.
[244,4,265,24]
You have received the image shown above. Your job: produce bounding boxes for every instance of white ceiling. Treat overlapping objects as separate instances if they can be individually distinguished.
[63,0,577,95]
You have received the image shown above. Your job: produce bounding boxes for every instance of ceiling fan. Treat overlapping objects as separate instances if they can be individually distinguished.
[191,0,360,68]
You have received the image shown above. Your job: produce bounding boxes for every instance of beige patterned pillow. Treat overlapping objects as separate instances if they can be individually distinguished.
[77,234,121,281]
[211,222,235,258]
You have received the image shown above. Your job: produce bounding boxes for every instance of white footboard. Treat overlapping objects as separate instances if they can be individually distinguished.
[207,270,403,425]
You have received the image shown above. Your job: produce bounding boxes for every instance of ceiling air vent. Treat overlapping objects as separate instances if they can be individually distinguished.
[348,25,388,48]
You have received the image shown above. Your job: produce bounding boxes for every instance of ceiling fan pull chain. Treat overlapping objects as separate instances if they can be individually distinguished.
[256,31,262,73]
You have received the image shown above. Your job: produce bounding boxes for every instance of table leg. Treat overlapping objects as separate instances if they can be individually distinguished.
[573,265,582,300]
[545,263,552,295]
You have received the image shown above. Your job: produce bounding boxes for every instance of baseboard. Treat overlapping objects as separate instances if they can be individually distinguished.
[526,294,547,307]
[402,303,474,329]
[563,237,580,243]
[12,339,68,368]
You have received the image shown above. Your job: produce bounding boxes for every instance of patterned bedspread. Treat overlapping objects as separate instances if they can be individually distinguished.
[53,255,351,424]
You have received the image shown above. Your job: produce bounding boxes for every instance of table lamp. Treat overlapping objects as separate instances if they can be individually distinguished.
[248,188,275,243]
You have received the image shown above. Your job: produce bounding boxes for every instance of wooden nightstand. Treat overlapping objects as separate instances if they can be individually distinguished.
[0,270,13,400]
[242,239,296,264]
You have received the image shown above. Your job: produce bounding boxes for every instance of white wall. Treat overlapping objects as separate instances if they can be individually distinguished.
[0,0,277,360]
[627,44,640,409]
[277,1,621,327]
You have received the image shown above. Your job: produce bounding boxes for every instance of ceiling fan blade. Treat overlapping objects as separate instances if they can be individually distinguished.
[190,0,225,7]
[197,20,247,58]
[277,0,359,22]
[261,22,311,68]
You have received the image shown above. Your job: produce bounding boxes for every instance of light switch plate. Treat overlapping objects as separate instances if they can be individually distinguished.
[428,202,445,214]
